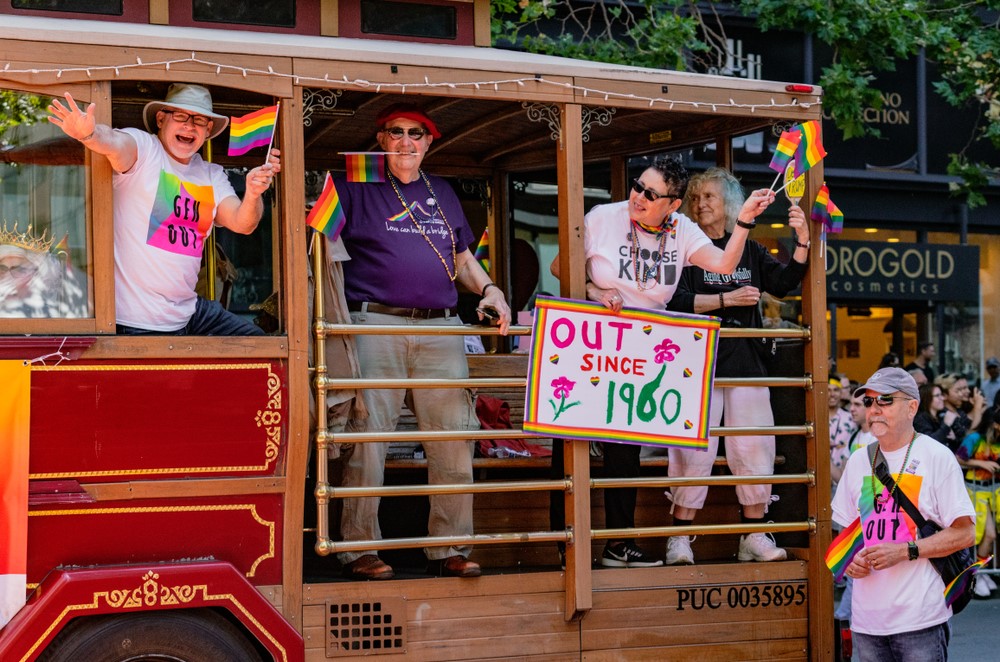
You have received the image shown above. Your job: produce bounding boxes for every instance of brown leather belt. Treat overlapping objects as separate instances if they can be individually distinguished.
[348,301,453,319]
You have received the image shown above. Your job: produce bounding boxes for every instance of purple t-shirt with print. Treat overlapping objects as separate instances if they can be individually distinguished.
[336,174,475,309]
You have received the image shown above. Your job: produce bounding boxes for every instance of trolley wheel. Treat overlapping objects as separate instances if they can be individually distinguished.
[38,608,264,662]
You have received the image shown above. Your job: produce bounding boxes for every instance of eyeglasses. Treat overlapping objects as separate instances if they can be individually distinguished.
[631,178,673,202]
[381,127,429,140]
[862,394,915,408]
[0,264,37,277]
[164,110,212,127]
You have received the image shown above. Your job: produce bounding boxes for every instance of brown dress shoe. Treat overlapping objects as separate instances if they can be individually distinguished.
[439,555,481,578]
[343,554,394,580]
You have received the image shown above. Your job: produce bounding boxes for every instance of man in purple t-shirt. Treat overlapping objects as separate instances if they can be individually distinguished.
[333,104,511,580]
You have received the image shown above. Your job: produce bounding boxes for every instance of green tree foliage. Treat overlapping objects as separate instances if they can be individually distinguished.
[492,1,1000,207]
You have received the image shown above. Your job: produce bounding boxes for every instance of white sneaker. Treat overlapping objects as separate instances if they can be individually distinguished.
[738,532,788,562]
[979,572,997,592]
[973,576,992,598]
[665,536,695,565]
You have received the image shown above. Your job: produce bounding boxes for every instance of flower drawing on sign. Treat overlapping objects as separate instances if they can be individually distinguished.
[550,376,581,420]
[654,339,681,364]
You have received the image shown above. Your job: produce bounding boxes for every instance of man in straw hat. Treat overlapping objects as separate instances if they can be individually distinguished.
[46,83,280,334]
[832,367,974,660]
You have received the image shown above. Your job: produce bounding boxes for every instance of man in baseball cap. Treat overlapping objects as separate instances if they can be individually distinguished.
[46,84,280,334]
[833,365,974,657]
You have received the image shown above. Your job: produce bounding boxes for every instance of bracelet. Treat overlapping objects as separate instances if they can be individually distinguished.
[735,219,756,230]
[718,292,725,310]
[481,282,498,298]
[795,239,810,249]
[78,130,95,143]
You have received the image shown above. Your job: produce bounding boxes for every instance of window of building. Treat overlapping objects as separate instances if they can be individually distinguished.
[11,0,122,14]
[360,0,456,40]
[0,88,91,319]
[191,0,295,28]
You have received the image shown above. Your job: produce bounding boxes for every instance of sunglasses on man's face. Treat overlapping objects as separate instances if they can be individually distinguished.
[163,110,212,127]
[862,394,914,408]
[631,178,674,202]
[382,127,429,140]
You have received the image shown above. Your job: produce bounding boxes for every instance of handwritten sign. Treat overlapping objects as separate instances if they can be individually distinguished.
[523,296,720,450]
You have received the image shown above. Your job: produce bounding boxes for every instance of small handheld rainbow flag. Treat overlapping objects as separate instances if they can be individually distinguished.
[473,227,490,271]
[792,120,827,178]
[345,153,385,183]
[769,128,802,174]
[825,517,863,582]
[944,556,991,607]
[228,104,279,157]
[811,184,844,233]
[306,172,347,240]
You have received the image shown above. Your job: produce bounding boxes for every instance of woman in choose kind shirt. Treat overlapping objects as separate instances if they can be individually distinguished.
[549,157,775,568]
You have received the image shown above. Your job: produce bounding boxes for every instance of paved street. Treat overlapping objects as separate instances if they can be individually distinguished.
[948,593,1000,661]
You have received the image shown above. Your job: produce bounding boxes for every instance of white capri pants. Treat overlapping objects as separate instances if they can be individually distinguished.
[668,385,776,510]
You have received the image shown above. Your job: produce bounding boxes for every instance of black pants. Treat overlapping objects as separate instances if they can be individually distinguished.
[549,439,641,536]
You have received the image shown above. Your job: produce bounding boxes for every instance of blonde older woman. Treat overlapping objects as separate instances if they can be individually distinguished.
[664,167,810,565]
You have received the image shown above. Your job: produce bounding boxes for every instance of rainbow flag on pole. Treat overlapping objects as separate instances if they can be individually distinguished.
[811,183,844,233]
[825,517,863,582]
[345,153,385,183]
[768,128,802,173]
[227,104,279,156]
[1,361,31,628]
[306,172,347,240]
[792,120,827,178]
[473,227,490,271]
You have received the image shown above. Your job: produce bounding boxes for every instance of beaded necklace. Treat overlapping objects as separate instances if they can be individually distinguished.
[629,218,670,291]
[870,432,917,505]
[387,169,457,282]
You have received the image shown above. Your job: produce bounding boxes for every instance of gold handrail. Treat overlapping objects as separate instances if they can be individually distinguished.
[317,376,813,389]
[320,321,812,339]
[331,424,813,444]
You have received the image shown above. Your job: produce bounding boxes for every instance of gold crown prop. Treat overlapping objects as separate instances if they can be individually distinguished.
[0,222,56,253]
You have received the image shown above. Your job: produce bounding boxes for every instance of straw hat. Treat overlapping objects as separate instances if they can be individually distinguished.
[143,83,229,140]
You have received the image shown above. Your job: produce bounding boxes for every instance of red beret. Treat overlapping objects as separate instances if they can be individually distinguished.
[375,103,441,139]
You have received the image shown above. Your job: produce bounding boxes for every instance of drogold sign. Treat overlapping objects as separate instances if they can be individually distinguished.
[826,240,978,302]
[523,296,720,450]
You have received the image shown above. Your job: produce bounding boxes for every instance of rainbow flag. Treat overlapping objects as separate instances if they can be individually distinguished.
[0,361,31,628]
[827,198,844,233]
[825,517,863,582]
[227,104,279,156]
[792,120,827,178]
[306,172,347,240]
[769,128,802,173]
[944,556,991,607]
[345,153,385,183]
[473,227,490,271]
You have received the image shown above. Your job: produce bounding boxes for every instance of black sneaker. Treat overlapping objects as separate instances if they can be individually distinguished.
[601,541,664,568]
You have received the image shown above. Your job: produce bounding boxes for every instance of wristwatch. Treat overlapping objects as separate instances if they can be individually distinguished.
[907,540,919,561]
[735,219,756,230]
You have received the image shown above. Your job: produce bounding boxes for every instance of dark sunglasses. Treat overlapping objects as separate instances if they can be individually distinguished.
[862,394,914,408]
[631,178,673,202]
[382,127,429,140]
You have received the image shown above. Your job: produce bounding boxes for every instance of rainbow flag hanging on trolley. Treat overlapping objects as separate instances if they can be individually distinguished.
[768,127,802,174]
[811,183,844,233]
[792,120,827,178]
[825,517,863,583]
[0,361,31,628]
[345,153,385,183]
[473,227,490,271]
[306,172,347,240]
[227,104,279,156]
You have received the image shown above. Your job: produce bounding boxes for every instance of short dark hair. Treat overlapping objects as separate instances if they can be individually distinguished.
[917,341,934,352]
[649,156,689,199]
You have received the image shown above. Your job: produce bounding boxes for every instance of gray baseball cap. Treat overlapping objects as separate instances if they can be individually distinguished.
[853,367,919,400]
